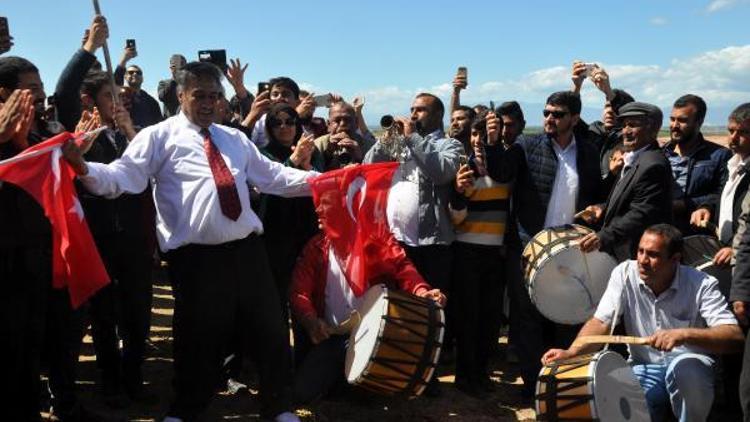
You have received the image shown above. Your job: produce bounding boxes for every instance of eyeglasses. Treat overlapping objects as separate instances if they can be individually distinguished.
[126,70,143,75]
[270,118,296,128]
[543,109,569,119]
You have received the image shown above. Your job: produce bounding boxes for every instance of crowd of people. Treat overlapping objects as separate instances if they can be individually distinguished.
[2,12,750,422]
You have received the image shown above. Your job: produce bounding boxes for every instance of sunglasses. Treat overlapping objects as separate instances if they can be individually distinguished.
[126,70,143,75]
[270,118,296,128]
[543,109,569,119]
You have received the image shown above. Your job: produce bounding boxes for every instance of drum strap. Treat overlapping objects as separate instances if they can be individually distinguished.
[537,359,596,421]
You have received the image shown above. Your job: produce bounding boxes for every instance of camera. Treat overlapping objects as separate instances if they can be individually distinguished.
[583,62,597,77]
[126,39,136,49]
[334,147,353,166]
[198,49,228,72]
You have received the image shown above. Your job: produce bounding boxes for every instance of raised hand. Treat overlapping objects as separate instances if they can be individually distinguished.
[226,58,249,98]
[290,133,316,170]
[486,111,501,145]
[75,108,102,134]
[0,89,28,144]
[83,15,109,54]
[296,92,316,119]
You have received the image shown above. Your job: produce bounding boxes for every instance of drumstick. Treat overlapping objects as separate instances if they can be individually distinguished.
[573,335,650,348]
[326,310,361,335]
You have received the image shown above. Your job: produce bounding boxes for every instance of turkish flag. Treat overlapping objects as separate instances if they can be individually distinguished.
[309,162,410,296]
[0,132,110,308]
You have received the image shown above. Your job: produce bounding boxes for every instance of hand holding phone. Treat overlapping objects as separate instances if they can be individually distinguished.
[456,66,468,89]
[0,17,12,55]
[257,82,270,95]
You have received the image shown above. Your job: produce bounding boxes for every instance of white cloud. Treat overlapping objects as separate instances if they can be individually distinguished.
[333,45,750,125]
[706,0,746,13]
[650,17,668,26]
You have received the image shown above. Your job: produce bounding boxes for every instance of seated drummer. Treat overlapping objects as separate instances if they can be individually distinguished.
[289,230,446,404]
[543,224,743,422]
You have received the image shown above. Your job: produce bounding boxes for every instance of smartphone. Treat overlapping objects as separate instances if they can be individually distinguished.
[126,39,136,49]
[489,100,495,113]
[583,62,596,77]
[257,82,270,95]
[0,17,9,54]
[313,94,332,108]
[457,66,468,87]
[198,49,227,72]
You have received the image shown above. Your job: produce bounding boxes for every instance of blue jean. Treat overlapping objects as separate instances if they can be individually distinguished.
[631,353,715,422]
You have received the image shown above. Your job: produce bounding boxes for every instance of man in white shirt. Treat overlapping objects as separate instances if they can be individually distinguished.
[62,62,311,422]
[544,224,743,422]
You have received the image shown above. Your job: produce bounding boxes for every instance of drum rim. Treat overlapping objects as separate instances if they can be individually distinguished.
[534,351,602,418]
[346,284,390,384]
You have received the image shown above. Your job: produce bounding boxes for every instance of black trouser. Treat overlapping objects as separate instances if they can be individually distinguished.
[0,244,51,421]
[43,288,86,416]
[451,242,504,384]
[506,244,580,395]
[740,330,750,421]
[401,243,453,346]
[292,331,347,404]
[89,233,153,392]
[165,235,292,420]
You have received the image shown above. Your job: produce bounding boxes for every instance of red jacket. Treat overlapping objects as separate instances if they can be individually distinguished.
[290,233,431,322]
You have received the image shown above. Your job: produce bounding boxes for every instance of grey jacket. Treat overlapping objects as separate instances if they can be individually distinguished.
[364,129,462,246]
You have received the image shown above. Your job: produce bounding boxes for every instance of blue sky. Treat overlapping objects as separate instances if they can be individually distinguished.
[4,0,750,124]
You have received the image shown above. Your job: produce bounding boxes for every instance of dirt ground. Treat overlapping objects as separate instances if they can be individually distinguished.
[62,271,535,422]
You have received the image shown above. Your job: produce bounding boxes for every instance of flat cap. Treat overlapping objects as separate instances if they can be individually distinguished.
[617,101,663,126]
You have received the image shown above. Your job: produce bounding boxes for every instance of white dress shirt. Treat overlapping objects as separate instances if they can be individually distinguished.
[594,261,737,364]
[386,158,421,246]
[543,137,578,228]
[718,154,750,244]
[80,112,316,252]
[323,247,363,326]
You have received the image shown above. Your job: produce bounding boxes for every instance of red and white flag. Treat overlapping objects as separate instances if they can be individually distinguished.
[309,162,411,296]
[0,132,110,307]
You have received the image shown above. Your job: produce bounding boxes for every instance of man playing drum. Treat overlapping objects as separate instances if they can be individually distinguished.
[543,224,743,422]
[289,229,446,404]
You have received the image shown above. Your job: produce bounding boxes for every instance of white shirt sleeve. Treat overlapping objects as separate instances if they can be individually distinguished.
[78,128,160,199]
[241,132,318,197]
[698,276,739,327]
[593,261,628,326]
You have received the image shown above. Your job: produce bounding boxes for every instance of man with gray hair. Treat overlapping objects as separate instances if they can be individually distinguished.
[314,101,375,170]
[580,102,674,261]
[62,61,312,422]
[157,53,186,118]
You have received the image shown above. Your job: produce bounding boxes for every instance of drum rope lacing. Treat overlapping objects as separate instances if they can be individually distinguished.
[536,355,597,421]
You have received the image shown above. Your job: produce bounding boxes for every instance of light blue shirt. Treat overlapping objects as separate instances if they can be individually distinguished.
[594,260,737,364]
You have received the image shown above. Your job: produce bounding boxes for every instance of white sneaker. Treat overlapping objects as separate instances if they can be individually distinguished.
[274,411,301,422]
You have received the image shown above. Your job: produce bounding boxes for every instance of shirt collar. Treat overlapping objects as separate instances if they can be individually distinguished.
[551,135,577,154]
[728,154,750,176]
[635,261,681,296]
[177,111,213,135]
[425,128,445,140]
[623,144,650,168]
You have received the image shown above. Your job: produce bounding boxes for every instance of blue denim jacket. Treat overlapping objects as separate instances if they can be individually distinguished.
[364,129,463,245]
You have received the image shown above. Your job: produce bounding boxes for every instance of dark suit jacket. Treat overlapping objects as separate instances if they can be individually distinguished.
[485,133,604,243]
[599,141,673,261]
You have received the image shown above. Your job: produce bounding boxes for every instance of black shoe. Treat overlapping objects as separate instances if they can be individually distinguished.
[455,379,488,400]
[477,375,496,393]
[422,379,442,398]
[124,382,159,406]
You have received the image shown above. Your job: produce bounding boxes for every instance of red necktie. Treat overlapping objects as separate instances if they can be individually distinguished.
[201,128,242,221]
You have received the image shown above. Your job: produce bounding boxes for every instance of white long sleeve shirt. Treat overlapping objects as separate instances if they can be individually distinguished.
[80,112,317,251]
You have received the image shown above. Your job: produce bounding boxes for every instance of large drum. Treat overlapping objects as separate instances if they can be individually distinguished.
[522,225,618,324]
[344,285,444,397]
[536,351,649,421]
[682,235,732,297]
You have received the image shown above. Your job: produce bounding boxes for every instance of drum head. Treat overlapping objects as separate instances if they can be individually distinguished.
[531,247,616,324]
[592,351,649,421]
[344,285,388,383]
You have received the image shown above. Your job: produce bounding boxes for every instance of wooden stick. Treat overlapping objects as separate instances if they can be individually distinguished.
[91,0,120,107]
[326,310,361,336]
[572,335,650,348]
